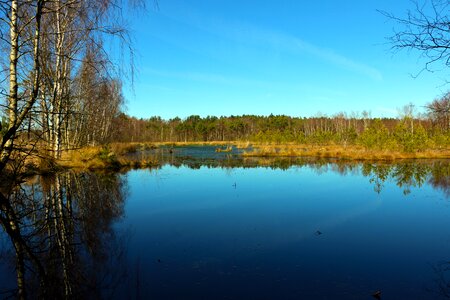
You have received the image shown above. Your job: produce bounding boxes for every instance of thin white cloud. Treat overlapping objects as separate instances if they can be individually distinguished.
[293,39,383,81]
[143,68,270,87]
[155,9,383,81]
[230,25,383,81]
[145,69,230,84]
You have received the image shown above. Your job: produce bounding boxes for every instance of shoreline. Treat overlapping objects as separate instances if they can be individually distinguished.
[64,142,450,165]
[240,143,450,161]
[10,141,450,176]
[139,141,450,160]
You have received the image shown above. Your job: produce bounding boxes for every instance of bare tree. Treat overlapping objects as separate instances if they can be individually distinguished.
[427,91,450,131]
[398,102,416,134]
[381,0,450,74]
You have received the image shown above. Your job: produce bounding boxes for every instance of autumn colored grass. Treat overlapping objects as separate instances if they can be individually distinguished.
[241,143,450,160]
[27,140,450,174]
[154,141,238,147]
[58,143,158,170]
[54,141,241,170]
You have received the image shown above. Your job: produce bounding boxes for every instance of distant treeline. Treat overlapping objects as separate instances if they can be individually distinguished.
[111,95,449,152]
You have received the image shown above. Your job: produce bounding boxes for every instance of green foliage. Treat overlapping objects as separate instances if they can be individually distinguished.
[339,127,358,145]
[97,145,120,168]
[411,124,429,151]
[98,146,113,160]
[358,119,392,150]
[113,112,449,153]
[393,121,413,152]
[309,130,335,145]
[394,121,429,152]
[295,134,307,144]
[429,128,450,148]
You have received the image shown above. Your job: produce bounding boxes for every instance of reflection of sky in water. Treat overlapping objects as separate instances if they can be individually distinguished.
[0,234,16,293]
[121,164,450,299]
[0,160,448,299]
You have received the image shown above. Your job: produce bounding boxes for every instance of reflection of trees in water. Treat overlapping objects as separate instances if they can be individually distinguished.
[360,161,449,196]
[392,163,429,195]
[0,171,128,299]
[361,162,431,195]
[0,157,447,298]
[159,156,449,198]
[428,161,450,198]
[362,163,392,194]
[134,147,449,197]
[141,151,450,199]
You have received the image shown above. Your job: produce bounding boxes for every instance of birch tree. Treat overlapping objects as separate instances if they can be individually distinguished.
[1,0,141,167]
[0,0,45,173]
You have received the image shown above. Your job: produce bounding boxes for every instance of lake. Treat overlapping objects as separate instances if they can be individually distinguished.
[0,146,449,299]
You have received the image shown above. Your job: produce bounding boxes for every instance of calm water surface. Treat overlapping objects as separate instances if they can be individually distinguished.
[0,148,449,299]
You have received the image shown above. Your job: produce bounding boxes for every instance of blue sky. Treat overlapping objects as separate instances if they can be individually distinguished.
[123,0,449,119]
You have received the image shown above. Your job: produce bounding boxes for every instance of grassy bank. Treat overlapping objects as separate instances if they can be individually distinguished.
[54,141,250,170]
[57,143,159,170]
[58,142,450,170]
[241,143,450,160]
[15,141,450,176]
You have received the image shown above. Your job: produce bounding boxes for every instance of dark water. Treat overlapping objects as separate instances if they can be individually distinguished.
[1,147,450,299]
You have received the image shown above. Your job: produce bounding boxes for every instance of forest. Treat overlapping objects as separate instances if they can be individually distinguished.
[111,97,449,153]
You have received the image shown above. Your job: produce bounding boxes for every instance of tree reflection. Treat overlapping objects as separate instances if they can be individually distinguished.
[360,161,449,196]
[429,161,450,198]
[155,152,449,198]
[0,157,448,298]
[0,171,128,299]
[362,163,392,194]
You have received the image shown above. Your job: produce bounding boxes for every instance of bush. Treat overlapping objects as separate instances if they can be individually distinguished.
[394,122,429,152]
[358,119,391,150]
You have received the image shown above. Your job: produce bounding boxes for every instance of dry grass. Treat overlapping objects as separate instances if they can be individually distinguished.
[154,141,238,147]
[110,142,157,154]
[59,146,104,169]
[35,141,450,172]
[242,143,450,160]
[235,141,252,149]
[58,144,158,170]
[55,141,241,170]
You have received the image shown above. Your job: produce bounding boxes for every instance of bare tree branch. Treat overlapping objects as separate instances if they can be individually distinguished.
[380,0,450,75]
